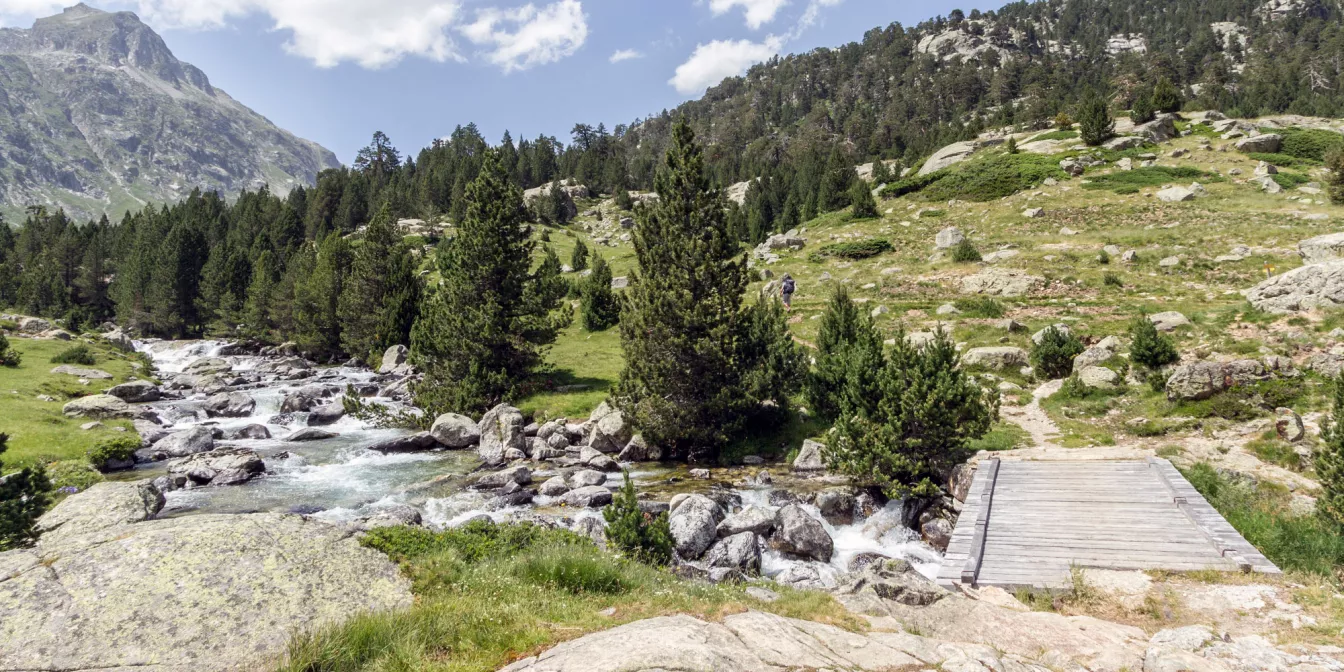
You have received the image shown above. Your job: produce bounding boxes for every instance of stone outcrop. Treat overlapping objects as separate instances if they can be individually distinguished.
[792,439,826,472]
[479,404,527,465]
[962,346,1029,370]
[1235,133,1283,153]
[918,140,980,175]
[148,425,215,458]
[430,412,481,448]
[165,448,265,488]
[1299,232,1344,264]
[1165,359,1272,401]
[585,401,632,453]
[201,391,256,417]
[1247,260,1344,313]
[62,393,131,418]
[106,379,161,402]
[0,481,411,672]
[669,494,725,559]
[771,504,833,562]
[959,268,1044,297]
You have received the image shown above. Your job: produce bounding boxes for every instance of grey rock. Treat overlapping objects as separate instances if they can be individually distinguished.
[934,226,965,249]
[580,446,620,472]
[367,432,438,453]
[222,424,270,440]
[669,494,725,559]
[1149,311,1191,331]
[430,412,480,448]
[1299,232,1344,264]
[793,439,826,472]
[285,427,337,442]
[1235,133,1282,154]
[152,425,215,457]
[479,404,526,465]
[202,391,255,418]
[1275,408,1305,443]
[702,531,761,573]
[355,505,422,531]
[307,403,345,426]
[1078,365,1121,390]
[959,268,1044,297]
[1135,114,1179,143]
[560,485,613,508]
[50,365,112,379]
[106,379,160,403]
[378,344,408,374]
[771,504,833,562]
[918,140,980,175]
[717,505,776,538]
[1157,186,1195,202]
[1248,260,1344,313]
[569,469,607,488]
[475,465,533,489]
[815,489,856,525]
[62,394,131,419]
[920,517,953,552]
[586,401,632,453]
[1165,361,1229,401]
[166,448,264,488]
[539,476,570,497]
[617,434,660,461]
[962,347,1029,370]
[835,558,946,606]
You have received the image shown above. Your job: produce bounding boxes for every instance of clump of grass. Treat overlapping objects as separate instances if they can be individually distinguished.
[1183,463,1344,579]
[1246,431,1303,471]
[966,423,1029,452]
[45,459,103,492]
[1103,272,1123,287]
[1245,152,1319,168]
[819,239,893,260]
[950,239,982,263]
[952,296,1005,318]
[50,344,96,365]
[1272,171,1312,190]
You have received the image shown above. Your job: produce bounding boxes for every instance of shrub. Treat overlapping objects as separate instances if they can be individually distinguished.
[1097,249,1111,265]
[950,239,982,263]
[1058,375,1089,400]
[1326,149,1344,206]
[1054,111,1074,130]
[50,343,96,365]
[1317,377,1344,529]
[808,286,884,423]
[828,329,997,498]
[1005,137,1019,154]
[579,256,619,331]
[0,333,20,367]
[919,153,1067,202]
[45,460,103,492]
[1,433,53,551]
[1028,130,1078,142]
[1245,152,1318,168]
[1271,171,1312,190]
[614,188,635,211]
[570,238,589,272]
[1082,166,1218,193]
[1148,370,1171,394]
[602,473,673,565]
[952,296,1005,318]
[1103,272,1123,287]
[820,239,893,260]
[1130,91,1156,124]
[539,228,551,242]
[1077,95,1115,147]
[1150,77,1182,113]
[849,179,880,220]
[1031,326,1085,379]
[1278,128,1344,162]
[1129,317,1179,370]
[363,520,590,565]
[87,435,141,472]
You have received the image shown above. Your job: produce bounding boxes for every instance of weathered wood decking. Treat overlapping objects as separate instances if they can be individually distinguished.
[937,458,1280,590]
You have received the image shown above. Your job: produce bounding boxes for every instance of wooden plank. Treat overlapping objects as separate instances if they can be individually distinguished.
[960,458,1000,585]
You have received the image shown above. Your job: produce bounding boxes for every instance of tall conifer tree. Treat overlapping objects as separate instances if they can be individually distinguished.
[338,203,421,362]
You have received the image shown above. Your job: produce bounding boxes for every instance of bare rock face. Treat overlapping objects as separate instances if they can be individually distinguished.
[0,5,340,223]
[165,447,265,488]
[0,480,411,672]
[1299,232,1344,264]
[61,393,131,419]
[1247,260,1344,314]
[959,268,1044,297]
[478,404,527,465]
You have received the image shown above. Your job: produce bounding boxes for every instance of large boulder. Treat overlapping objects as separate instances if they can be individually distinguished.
[1164,360,1270,401]
[367,432,439,453]
[1135,114,1178,143]
[62,394,131,419]
[959,269,1044,297]
[430,412,480,448]
[835,558,946,607]
[166,448,265,488]
[150,426,216,458]
[560,485,613,508]
[479,404,527,465]
[106,380,161,403]
[702,532,761,573]
[1156,186,1195,202]
[1235,133,1282,154]
[918,140,979,176]
[103,328,135,352]
[378,345,409,374]
[51,365,113,379]
[279,385,330,413]
[1299,233,1344,264]
[1149,311,1191,332]
[1078,366,1121,390]
[307,404,346,426]
[586,401,633,453]
[285,427,338,442]
[771,504,834,562]
[962,347,1029,370]
[934,227,965,249]
[717,505,776,538]
[202,392,256,418]
[1248,260,1344,313]
[1,484,411,672]
[792,439,826,472]
[815,489,856,526]
[669,494,725,560]
[475,465,533,489]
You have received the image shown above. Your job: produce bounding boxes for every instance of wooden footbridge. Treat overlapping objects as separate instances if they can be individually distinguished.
[937,458,1280,590]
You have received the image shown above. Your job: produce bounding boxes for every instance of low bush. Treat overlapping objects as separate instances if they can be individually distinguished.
[950,239,982,263]
[952,296,1005,318]
[882,153,1066,202]
[1327,149,1344,206]
[1277,128,1344,162]
[1183,462,1344,578]
[1031,326,1085,379]
[1129,317,1179,370]
[0,333,21,368]
[1103,272,1123,287]
[1082,166,1219,193]
[87,435,140,472]
[1028,130,1079,142]
[819,239,893,259]
[50,344,95,365]
[1272,171,1312,190]
[44,459,102,492]
[603,473,673,565]
[1245,152,1318,168]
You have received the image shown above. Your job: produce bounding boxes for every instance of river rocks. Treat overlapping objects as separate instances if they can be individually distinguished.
[106,379,161,403]
[717,505,776,537]
[1235,133,1282,154]
[586,401,632,453]
[354,504,423,531]
[202,391,256,418]
[580,446,620,471]
[560,485,613,508]
[1298,232,1344,264]
[475,465,533,489]
[569,469,607,488]
[1275,408,1306,442]
[670,494,725,559]
[307,403,346,426]
[166,448,265,488]
[184,356,232,375]
[368,432,438,453]
[793,439,826,472]
[618,434,660,461]
[378,344,409,373]
[280,385,325,413]
[150,426,215,457]
[479,404,527,465]
[430,412,481,448]
[539,476,570,496]
[959,268,1044,297]
[771,504,833,562]
[962,346,1029,370]
[62,394,131,419]
[816,489,856,525]
[51,365,113,379]
[0,484,412,672]
[920,517,954,552]
[223,424,271,440]
[934,226,965,249]
[1247,260,1344,313]
[703,531,761,573]
[836,558,946,607]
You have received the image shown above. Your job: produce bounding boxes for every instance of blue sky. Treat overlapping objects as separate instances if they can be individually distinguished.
[2,1,995,163]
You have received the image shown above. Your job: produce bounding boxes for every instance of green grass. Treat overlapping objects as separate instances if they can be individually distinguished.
[1081,166,1221,193]
[1026,130,1079,142]
[818,239,893,260]
[1246,431,1305,472]
[1276,127,1344,162]
[517,322,623,421]
[966,422,1030,452]
[278,522,860,672]
[883,152,1067,202]
[0,336,140,468]
[1245,152,1320,168]
[1183,463,1344,581]
[1272,171,1313,190]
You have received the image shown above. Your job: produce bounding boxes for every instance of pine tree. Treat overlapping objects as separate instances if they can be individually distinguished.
[411,151,567,415]
[1318,378,1344,529]
[570,238,589,271]
[1131,89,1157,123]
[0,433,52,551]
[242,250,278,338]
[1151,77,1182,114]
[777,191,802,232]
[580,255,619,331]
[807,286,882,423]
[849,179,880,219]
[0,332,21,367]
[735,297,807,416]
[147,222,207,338]
[615,120,799,461]
[1005,136,1019,154]
[1326,149,1344,206]
[1078,94,1115,146]
[295,233,353,356]
[1129,316,1179,370]
[829,330,995,498]
[603,472,673,565]
[338,203,422,362]
[871,160,893,185]
[817,147,855,213]
[1031,326,1085,379]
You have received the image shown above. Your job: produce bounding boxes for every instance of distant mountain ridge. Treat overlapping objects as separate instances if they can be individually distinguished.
[0,3,340,222]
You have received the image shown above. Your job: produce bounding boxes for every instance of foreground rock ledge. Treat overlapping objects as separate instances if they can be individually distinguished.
[0,481,412,672]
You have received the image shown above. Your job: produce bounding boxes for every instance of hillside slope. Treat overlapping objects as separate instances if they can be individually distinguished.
[0,4,341,222]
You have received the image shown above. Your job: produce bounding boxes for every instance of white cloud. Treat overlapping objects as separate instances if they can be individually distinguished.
[460,0,587,73]
[609,48,642,63]
[668,36,782,95]
[0,0,74,24]
[708,0,786,30]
